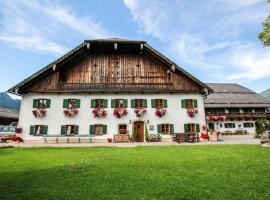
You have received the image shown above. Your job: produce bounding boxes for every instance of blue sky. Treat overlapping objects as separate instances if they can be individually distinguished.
[0,0,270,96]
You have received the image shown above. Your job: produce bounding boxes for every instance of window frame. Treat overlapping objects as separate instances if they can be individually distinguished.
[243,122,254,128]
[68,99,77,109]
[95,99,104,109]
[115,99,125,108]
[224,123,236,128]
[161,124,170,134]
[135,99,144,109]
[119,124,128,134]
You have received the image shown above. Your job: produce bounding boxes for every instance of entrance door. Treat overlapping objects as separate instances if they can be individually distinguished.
[134,121,144,142]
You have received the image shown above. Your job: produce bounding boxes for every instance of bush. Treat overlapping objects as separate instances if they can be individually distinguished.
[255,119,270,138]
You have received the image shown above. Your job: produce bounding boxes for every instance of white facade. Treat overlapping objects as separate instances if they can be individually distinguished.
[207,120,256,134]
[18,93,206,141]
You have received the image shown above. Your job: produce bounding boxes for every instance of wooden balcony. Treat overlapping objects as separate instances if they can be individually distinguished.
[57,82,174,92]
[206,112,270,121]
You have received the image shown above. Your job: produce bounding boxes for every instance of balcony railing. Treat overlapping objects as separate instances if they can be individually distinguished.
[58,82,174,92]
[206,112,270,120]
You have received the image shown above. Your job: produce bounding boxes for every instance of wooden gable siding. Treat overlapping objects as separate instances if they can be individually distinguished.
[28,52,201,93]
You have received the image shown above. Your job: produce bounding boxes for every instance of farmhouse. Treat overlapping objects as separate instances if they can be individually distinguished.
[8,39,211,142]
[204,83,270,134]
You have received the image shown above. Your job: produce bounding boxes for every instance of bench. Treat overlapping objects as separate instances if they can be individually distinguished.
[174,133,200,143]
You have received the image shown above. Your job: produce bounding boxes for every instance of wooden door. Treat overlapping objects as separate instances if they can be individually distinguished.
[134,121,144,142]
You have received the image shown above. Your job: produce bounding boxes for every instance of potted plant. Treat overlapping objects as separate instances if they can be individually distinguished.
[92,108,107,118]
[186,107,198,118]
[134,108,147,117]
[32,109,46,118]
[155,108,167,118]
[113,108,128,118]
[107,138,112,143]
[63,108,79,117]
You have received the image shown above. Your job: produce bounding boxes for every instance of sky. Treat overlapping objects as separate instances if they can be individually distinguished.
[0,0,270,96]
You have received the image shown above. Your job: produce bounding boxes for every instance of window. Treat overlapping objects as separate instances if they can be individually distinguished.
[63,99,80,109]
[111,99,127,108]
[157,124,174,134]
[131,99,147,108]
[33,99,51,109]
[30,125,48,135]
[90,124,107,135]
[228,108,240,113]
[242,108,253,113]
[181,99,198,109]
[254,108,265,113]
[151,99,167,109]
[184,123,200,133]
[224,123,235,128]
[243,123,254,128]
[119,124,127,134]
[61,125,79,135]
[205,108,225,114]
[91,99,107,108]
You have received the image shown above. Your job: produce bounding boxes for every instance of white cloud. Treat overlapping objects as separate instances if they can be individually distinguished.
[123,0,270,82]
[0,0,111,55]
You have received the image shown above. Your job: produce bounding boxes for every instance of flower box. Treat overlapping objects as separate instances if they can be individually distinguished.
[134,108,147,117]
[32,109,46,118]
[155,108,167,118]
[186,107,198,118]
[92,108,107,118]
[113,108,128,118]
[63,109,79,117]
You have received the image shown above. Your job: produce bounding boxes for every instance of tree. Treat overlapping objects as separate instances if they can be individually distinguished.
[258,0,270,46]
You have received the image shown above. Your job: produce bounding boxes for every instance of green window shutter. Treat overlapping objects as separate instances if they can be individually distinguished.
[194,99,198,108]
[46,99,51,108]
[124,99,128,108]
[131,99,135,108]
[30,125,35,135]
[33,99,38,108]
[74,125,79,135]
[196,124,200,133]
[151,99,156,108]
[181,99,186,108]
[43,126,48,135]
[103,99,108,108]
[163,99,168,108]
[61,125,66,135]
[63,99,68,108]
[143,99,147,108]
[76,99,81,108]
[91,99,96,108]
[90,125,95,135]
[111,99,115,108]
[157,124,162,133]
[170,124,174,134]
[184,124,188,133]
[103,125,107,134]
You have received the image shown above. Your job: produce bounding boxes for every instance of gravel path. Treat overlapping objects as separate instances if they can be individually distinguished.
[0,135,260,148]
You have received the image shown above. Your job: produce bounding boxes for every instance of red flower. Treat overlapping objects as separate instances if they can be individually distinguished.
[63,109,79,117]
[32,109,46,118]
[155,108,167,118]
[92,108,107,118]
[113,108,128,118]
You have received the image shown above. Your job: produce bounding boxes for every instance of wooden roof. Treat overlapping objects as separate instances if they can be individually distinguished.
[8,38,212,95]
[204,83,270,108]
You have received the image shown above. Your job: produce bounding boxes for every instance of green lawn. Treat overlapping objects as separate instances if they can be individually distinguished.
[0,145,269,200]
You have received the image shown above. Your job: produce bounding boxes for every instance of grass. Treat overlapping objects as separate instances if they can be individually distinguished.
[0,145,269,200]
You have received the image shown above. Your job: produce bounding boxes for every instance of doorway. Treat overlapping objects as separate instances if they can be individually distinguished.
[134,121,144,142]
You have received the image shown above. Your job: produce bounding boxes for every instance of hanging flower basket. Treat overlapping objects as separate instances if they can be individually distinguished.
[155,108,167,118]
[134,108,147,117]
[206,115,226,121]
[113,108,128,118]
[92,108,107,118]
[186,107,198,118]
[32,109,46,118]
[63,109,79,117]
